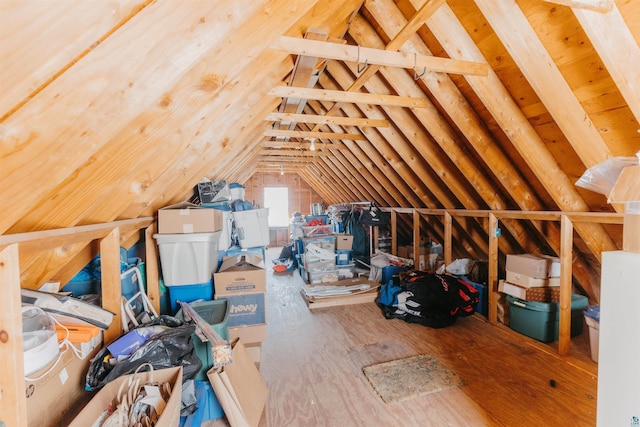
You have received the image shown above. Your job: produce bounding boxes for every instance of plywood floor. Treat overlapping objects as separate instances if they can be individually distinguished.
[205,247,598,427]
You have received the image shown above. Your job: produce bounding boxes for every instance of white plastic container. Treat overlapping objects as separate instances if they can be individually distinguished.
[585,315,599,363]
[218,210,232,251]
[154,231,221,286]
[22,305,59,375]
[233,208,270,248]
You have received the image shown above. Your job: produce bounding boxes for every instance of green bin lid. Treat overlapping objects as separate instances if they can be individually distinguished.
[507,294,588,313]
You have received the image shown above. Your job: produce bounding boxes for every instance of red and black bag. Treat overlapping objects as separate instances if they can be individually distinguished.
[377,270,479,328]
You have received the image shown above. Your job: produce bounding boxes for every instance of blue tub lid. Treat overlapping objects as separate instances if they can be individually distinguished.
[584,305,600,321]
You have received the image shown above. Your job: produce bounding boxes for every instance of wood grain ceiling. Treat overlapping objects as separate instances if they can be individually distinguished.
[1,0,638,298]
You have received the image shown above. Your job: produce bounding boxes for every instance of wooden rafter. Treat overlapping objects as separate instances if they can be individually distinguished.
[269,85,430,108]
[263,129,365,140]
[259,149,332,156]
[263,140,347,150]
[265,112,388,127]
[541,0,614,13]
[571,4,640,125]
[310,0,446,132]
[272,36,489,76]
[422,1,617,279]
[474,0,611,168]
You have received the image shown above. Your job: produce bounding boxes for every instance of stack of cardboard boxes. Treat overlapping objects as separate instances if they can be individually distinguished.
[500,253,587,343]
[154,202,224,312]
[499,253,561,302]
[214,254,267,366]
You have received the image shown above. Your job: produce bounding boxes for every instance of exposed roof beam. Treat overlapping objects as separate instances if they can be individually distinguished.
[541,0,614,13]
[272,36,489,76]
[474,0,611,168]
[310,0,445,132]
[263,141,347,150]
[256,156,317,163]
[571,4,640,125]
[276,28,329,133]
[265,112,389,127]
[263,128,366,140]
[259,149,332,156]
[269,85,430,108]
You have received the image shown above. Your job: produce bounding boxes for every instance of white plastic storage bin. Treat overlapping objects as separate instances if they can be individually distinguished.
[233,208,270,248]
[218,210,232,251]
[154,232,221,286]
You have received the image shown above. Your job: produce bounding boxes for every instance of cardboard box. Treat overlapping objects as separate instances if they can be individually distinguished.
[158,202,223,234]
[335,234,354,250]
[245,342,262,365]
[608,165,640,253]
[26,345,99,427]
[214,254,266,295]
[506,270,560,288]
[207,340,267,427]
[69,366,183,427]
[505,253,560,279]
[499,280,560,302]
[218,292,266,327]
[228,323,267,344]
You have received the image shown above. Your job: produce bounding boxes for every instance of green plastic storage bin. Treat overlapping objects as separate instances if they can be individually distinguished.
[176,299,230,380]
[507,294,588,343]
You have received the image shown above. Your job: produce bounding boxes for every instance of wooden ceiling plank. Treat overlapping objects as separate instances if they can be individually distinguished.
[365,0,602,295]
[0,0,149,119]
[335,139,410,207]
[265,112,389,127]
[277,28,329,131]
[422,1,614,293]
[306,163,355,203]
[541,0,614,13]
[330,146,396,206]
[303,100,428,207]
[272,35,489,76]
[571,4,640,125]
[268,85,430,108]
[259,149,332,157]
[308,0,446,132]
[474,0,611,168]
[262,141,347,150]
[263,129,366,140]
[349,15,555,253]
[0,0,272,235]
[324,62,478,209]
[317,72,446,207]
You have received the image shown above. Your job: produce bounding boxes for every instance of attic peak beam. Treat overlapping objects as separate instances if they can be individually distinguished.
[265,112,389,127]
[269,86,430,108]
[263,129,365,140]
[272,36,489,76]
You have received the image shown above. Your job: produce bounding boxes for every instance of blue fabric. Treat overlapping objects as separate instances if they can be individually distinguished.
[377,279,402,307]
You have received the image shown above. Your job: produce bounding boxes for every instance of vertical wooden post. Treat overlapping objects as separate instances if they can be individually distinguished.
[101,227,121,344]
[444,212,452,266]
[413,210,421,268]
[558,215,574,356]
[391,209,397,256]
[0,244,27,427]
[145,223,160,314]
[372,226,379,252]
[488,213,499,324]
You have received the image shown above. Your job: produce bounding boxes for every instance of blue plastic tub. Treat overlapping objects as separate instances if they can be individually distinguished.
[168,280,213,314]
[336,249,352,265]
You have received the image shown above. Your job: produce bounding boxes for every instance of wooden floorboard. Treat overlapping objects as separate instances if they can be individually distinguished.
[205,247,597,427]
